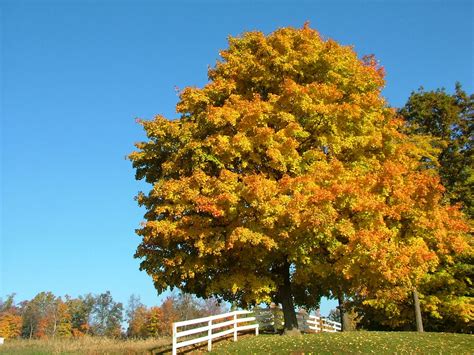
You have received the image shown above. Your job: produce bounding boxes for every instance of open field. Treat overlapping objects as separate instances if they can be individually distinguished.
[1,332,473,354]
[0,336,170,354]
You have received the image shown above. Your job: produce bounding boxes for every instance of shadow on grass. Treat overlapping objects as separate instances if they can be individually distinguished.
[149,331,258,354]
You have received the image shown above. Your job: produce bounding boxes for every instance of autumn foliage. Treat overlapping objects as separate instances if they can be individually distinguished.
[129,24,470,330]
[353,84,474,332]
[0,292,123,340]
[0,291,224,340]
[0,312,22,339]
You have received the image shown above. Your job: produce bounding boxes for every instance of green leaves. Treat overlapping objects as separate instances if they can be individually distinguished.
[399,83,473,218]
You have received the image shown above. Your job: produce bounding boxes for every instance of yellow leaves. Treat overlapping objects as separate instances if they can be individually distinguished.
[231,132,252,152]
[211,273,275,305]
[266,147,285,168]
[241,175,278,204]
[0,312,22,339]
[280,121,308,139]
[203,78,236,104]
[335,219,356,239]
[206,105,240,127]
[146,220,176,235]
[227,227,278,250]
[176,86,211,114]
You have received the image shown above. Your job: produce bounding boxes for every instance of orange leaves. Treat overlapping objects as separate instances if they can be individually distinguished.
[206,105,240,127]
[0,312,22,339]
[127,300,179,338]
[241,174,278,204]
[195,196,224,218]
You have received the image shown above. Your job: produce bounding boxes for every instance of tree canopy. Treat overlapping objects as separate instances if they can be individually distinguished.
[129,24,470,330]
[399,83,473,219]
[353,84,474,333]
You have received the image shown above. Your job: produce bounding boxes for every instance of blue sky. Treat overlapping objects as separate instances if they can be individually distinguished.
[1,0,473,316]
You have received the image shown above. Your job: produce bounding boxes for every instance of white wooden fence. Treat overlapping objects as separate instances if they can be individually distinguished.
[172,310,258,355]
[306,315,342,332]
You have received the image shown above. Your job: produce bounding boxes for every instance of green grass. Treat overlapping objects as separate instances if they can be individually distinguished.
[211,332,474,354]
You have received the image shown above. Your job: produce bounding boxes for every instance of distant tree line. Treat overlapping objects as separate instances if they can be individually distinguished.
[0,291,224,340]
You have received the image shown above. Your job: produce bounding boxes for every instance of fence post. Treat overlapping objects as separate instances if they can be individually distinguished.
[319,317,324,333]
[233,313,238,341]
[208,319,212,351]
[172,323,177,355]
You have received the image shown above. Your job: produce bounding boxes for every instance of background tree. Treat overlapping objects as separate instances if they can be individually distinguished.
[126,294,146,338]
[18,292,72,339]
[158,296,178,336]
[20,292,59,339]
[327,308,340,323]
[201,297,226,316]
[0,294,22,339]
[350,86,474,333]
[173,292,203,322]
[254,303,285,334]
[0,312,22,339]
[418,252,473,333]
[0,294,16,312]
[65,294,95,336]
[127,305,150,338]
[145,306,164,337]
[91,291,123,337]
[399,83,473,218]
[125,294,143,324]
[130,24,470,332]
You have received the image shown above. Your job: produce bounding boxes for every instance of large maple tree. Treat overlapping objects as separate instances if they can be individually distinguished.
[129,25,469,330]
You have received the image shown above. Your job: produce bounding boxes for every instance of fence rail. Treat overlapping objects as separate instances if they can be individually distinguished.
[172,310,258,355]
[307,315,342,332]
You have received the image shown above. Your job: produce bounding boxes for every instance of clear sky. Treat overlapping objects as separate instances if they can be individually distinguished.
[1,0,473,316]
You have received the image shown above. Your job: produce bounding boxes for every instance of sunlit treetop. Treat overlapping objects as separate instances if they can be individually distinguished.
[133,24,390,183]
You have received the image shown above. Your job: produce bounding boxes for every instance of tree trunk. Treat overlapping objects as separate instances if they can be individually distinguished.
[52,305,58,338]
[413,289,424,332]
[53,317,57,338]
[337,295,350,331]
[277,261,299,333]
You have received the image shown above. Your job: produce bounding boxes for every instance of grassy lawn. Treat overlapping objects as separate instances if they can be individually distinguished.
[211,331,474,354]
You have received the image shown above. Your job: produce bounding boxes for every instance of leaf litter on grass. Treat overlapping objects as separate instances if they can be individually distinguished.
[210,332,474,354]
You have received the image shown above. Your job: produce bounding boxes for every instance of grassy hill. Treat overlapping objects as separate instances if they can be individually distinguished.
[211,331,474,354]
[0,332,472,354]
